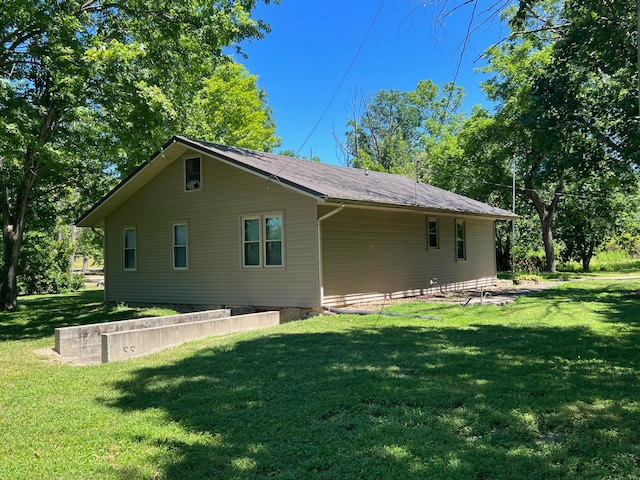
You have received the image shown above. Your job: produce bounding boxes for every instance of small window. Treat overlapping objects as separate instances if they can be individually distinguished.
[243,217,261,267]
[456,220,466,261]
[264,215,283,267]
[185,157,201,191]
[123,227,136,271]
[172,224,188,269]
[242,213,284,268]
[427,218,439,249]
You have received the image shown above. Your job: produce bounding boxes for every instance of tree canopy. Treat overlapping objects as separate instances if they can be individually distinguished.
[344,80,464,177]
[1,0,277,309]
[419,0,639,272]
[184,62,280,152]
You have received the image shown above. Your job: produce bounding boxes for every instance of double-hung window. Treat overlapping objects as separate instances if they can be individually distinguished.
[123,227,136,271]
[455,220,466,261]
[172,223,188,270]
[242,213,284,268]
[427,218,439,250]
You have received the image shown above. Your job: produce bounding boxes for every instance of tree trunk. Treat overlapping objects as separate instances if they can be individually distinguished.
[0,148,39,310]
[495,226,511,271]
[581,242,595,272]
[0,223,25,311]
[523,173,564,274]
[541,215,556,273]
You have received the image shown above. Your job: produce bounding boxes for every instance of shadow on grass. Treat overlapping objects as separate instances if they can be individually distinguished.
[520,280,640,327]
[105,284,640,479]
[0,290,168,342]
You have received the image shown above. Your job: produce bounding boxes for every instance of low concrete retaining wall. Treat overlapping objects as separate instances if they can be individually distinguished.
[55,309,231,363]
[101,311,280,362]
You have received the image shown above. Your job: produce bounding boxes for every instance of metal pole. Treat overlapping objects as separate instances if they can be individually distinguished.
[512,156,516,280]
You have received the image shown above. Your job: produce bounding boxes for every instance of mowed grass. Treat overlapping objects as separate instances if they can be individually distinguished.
[1,281,640,479]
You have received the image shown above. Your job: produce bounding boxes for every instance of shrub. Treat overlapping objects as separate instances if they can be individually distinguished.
[18,231,84,295]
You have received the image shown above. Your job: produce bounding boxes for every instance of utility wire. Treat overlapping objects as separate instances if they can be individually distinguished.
[294,0,387,157]
[481,180,615,200]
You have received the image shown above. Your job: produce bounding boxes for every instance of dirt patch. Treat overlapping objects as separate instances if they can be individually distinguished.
[348,279,558,311]
[33,347,81,365]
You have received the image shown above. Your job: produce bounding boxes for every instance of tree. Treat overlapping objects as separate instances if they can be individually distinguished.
[420,0,639,166]
[409,0,639,274]
[75,227,104,272]
[557,175,639,271]
[184,62,280,152]
[278,149,321,162]
[0,0,275,310]
[344,80,464,176]
[442,0,639,272]
[428,106,519,270]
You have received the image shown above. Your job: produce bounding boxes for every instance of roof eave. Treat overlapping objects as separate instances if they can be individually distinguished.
[76,136,329,227]
[325,197,517,219]
[75,137,180,227]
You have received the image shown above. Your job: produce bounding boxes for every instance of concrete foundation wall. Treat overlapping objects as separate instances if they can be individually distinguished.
[101,311,280,362]
[55,309,231,363]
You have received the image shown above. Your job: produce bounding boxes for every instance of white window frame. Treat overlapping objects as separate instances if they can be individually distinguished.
[455,219,466,261]
[263,213,284,268]
[242,215,261,269]
[172,223,189,270]
[185,157,202,191]
[241,212,285,269]
[427,218,439,250]
[122,226,137,271]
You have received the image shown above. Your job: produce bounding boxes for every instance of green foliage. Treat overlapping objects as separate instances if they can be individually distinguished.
[441,0,640,273]
[2,281,640,478]
[18,231,83,295]
[559,250,640,273]
[557,179,639,271]
[607,232,640,257]
[75,227,104,264]
[184,62,280,152]
[1,0,278,308]
[278,149,321,162]
[345,80,464,175]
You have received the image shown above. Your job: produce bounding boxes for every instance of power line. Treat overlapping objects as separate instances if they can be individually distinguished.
[295,0,387,157]
[481,180,616,201]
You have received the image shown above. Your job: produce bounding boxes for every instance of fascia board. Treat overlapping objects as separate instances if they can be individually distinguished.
[76,138,186,227]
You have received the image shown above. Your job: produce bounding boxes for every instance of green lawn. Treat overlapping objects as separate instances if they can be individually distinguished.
[1,281,640,479]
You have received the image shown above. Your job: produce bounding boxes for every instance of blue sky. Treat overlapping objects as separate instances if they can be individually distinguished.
[238,0,509,165]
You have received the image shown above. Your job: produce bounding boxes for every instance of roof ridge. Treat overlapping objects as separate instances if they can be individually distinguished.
[176,135,454,191]
[174,135,515,218]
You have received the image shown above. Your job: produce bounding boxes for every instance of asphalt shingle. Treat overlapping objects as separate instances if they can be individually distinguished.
[180,136,515,218]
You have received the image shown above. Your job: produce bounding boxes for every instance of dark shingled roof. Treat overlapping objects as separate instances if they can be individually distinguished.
[179,136,515,219]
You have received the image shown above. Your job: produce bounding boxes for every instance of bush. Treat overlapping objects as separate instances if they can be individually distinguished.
[18,231,84,295]
[592,250,640,272]
[606,233,640,256]
[558,250,640,273]
[71,273,86,291]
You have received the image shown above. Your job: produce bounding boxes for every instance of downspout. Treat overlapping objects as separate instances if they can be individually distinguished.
[317,205,345,311]
[102,222,108,303]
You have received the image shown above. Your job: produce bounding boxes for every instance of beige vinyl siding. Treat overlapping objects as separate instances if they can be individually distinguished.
[320,207,497,306]
[104,152,320,308]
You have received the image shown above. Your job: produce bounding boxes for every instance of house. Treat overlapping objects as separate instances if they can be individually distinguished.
[77,136,516,312]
